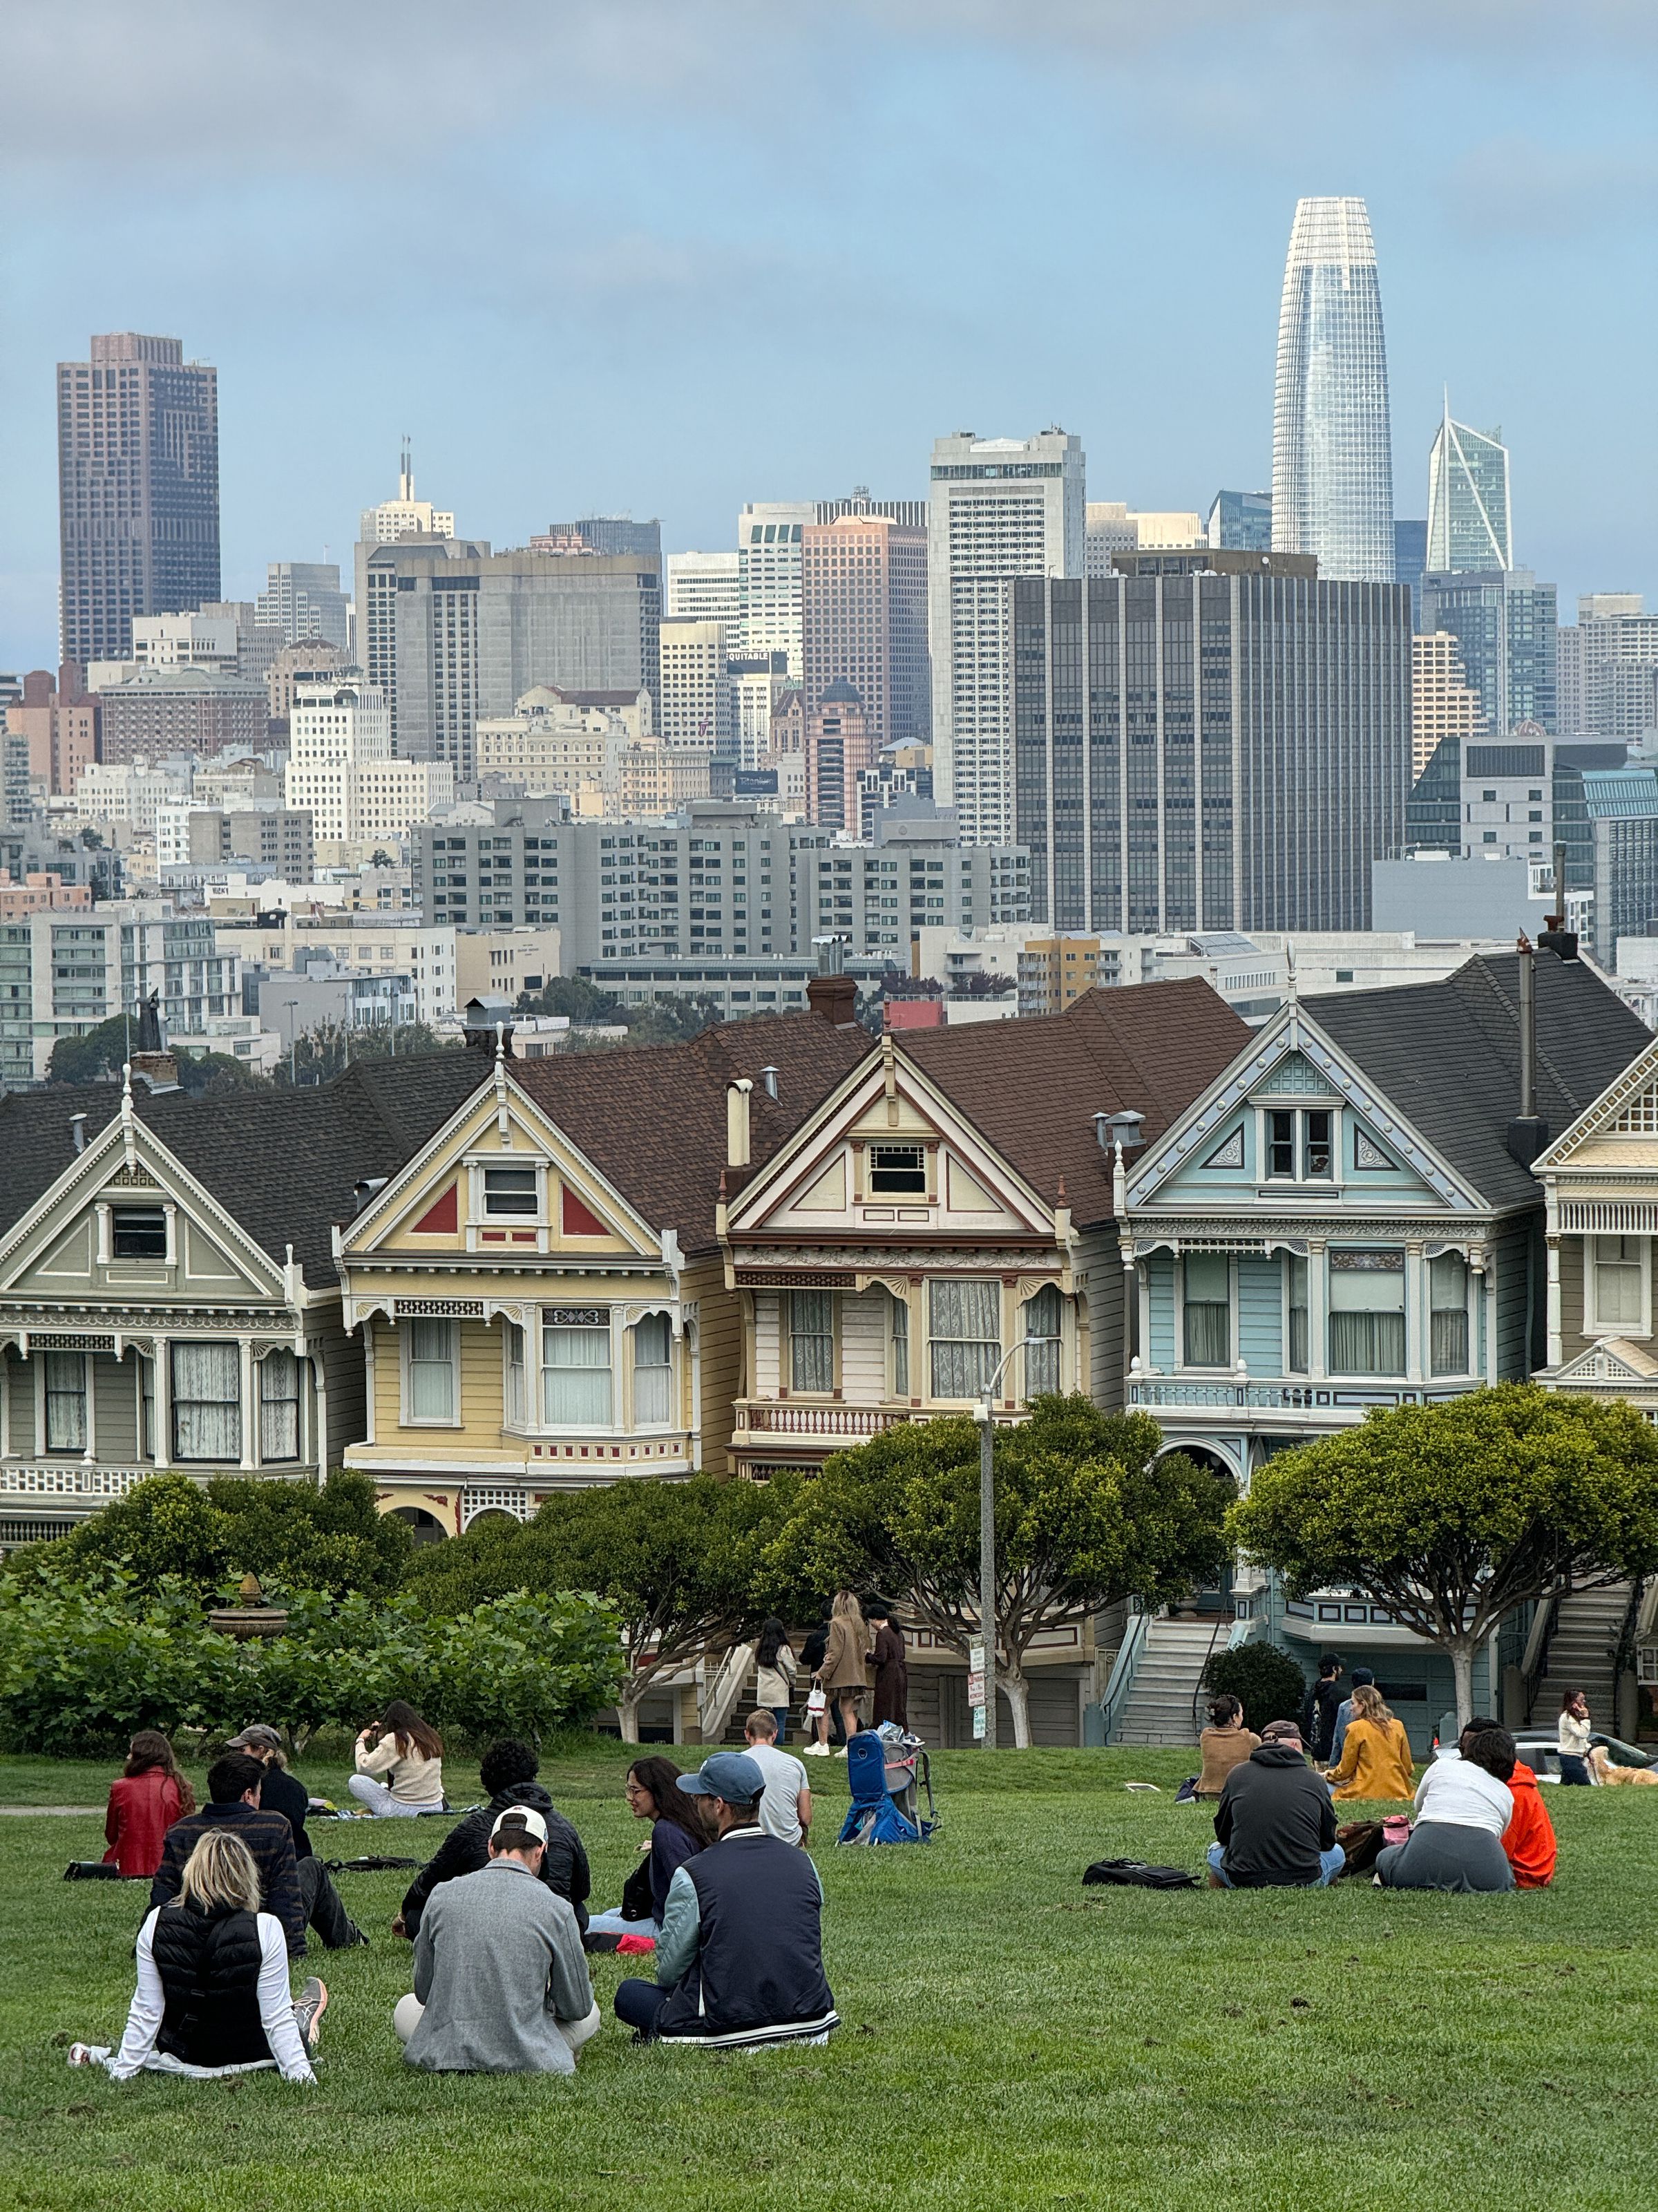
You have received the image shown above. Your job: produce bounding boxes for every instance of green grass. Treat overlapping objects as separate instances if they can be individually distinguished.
[1,1741,1652,2211]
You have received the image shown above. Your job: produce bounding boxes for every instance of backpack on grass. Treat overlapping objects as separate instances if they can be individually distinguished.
[1082,1857,1197,1890]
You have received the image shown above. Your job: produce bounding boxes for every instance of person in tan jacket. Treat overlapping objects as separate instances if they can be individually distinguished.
[1325,1684,1415,1802]
[1194,1696,1261,1799]
[821,1590,870,1755]
[349,1702,445,1817]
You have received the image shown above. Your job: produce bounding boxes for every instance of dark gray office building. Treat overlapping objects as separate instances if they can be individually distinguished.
[1013,551,1413,934]
[57,333,220,667]
[539,516,663,563]
[361,540,660,777]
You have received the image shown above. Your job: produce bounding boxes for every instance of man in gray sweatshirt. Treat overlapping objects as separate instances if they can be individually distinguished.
[394,1806,599,2073]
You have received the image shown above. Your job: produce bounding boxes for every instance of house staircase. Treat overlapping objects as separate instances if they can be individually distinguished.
[1528,1584,1634,1730]
[1109,1616,1226,1747]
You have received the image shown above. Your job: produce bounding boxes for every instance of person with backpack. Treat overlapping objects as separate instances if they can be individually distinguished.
[612,1752,839,2050]
[1207,1720,1344,1888]
[150,1752,305,1956]
[395,1738,591,1940]
[1300,1655,1344,1766]
[70,1830,325,2082]
[102,1732,194,1879]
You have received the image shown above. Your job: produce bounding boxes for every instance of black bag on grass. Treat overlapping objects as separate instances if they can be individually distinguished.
[1083,1857,1198,1889]
[322,1855,421,1873]
[64,1861,135,1881]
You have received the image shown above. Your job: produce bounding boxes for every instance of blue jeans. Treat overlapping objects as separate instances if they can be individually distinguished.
[615,1979,671,2039]
[1559,1754,1592,1786]
[1207,1840,1345,1888]
[773,1707,790,1743]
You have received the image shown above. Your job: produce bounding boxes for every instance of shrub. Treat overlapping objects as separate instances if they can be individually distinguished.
[1199,1641,1308,1730]
[0,1563,623,1755]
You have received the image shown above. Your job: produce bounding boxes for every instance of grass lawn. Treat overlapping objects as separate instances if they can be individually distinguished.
[1,1739,1651,2211]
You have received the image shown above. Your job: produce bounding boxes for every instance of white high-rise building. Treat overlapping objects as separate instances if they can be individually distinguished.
[1085,502,1206,574]
[667,550,741,625]
[658,620,733,752]
[359,444,455,547]
[927,428,1085,846]
[258,562,351,650]
[285,675,453,847]
[1271,197,1394,583]
[737,502,814,677]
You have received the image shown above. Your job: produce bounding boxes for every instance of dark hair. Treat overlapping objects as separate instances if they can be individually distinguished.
[755,1617,790,1670]
[1560,1688,1588,1713]
[1458,1715,1500,1749]
[125,1730,196,1816]
[627,1755,706,1844]
[1318,1654,1342,1677]
[379,1701,443,1762]
[479,1739,539,1798]
[1206,1694,1242,1728]
[207,1751,267,1806]
[1463,1726,1517,1784]
[1351,1667,1374,1688]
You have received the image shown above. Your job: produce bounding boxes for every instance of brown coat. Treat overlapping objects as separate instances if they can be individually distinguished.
[821,1614,869,1693]
[1195,1725,1261,1799]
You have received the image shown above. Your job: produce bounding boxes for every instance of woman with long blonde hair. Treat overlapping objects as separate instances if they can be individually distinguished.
[70,1829,325,2082]
[1325,1681,1415,1803]
[821,1589,871,1754]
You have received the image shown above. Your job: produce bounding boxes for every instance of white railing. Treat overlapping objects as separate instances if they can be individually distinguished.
[1130,1379,1469,1413]
[0,1464,149,1500]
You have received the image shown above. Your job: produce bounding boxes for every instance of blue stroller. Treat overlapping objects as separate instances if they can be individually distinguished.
[836,1724,937,1845]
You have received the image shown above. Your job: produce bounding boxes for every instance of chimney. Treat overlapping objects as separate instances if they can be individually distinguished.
[1538,839,1579,962]
[129,1051,180,1093]
[70,1112,88,1154]
[726,1078,752,1169]
[759,1066,779,1099]
[1506,934,1550,1166]
[807,973,858,1026]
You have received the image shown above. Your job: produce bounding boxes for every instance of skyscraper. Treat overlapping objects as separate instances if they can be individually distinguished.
[801,513,929,755]
[737,502,815,676]
[928,428,1085,847]
[1207,490,1273,551]
[1270,198,1394,583]
[1425,402,1512,571]
[57,333,220,667]
[665,551,741,623]
[257,562,350,650]
[1421,569,1558,737]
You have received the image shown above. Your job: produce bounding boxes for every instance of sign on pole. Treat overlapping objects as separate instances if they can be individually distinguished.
[973,1703,987,1740]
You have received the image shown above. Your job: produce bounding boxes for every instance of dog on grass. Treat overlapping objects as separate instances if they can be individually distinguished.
[1589,1746,1658,1786]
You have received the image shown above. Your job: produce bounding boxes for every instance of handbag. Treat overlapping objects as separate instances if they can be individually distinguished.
[620,1853,655,1923]
[806,1683,828,1716]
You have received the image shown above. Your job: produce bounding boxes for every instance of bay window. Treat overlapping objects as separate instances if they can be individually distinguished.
[1182,1254,1231,1368]
[1328,1251,1404,1375]
[1429,1254,1471,1376]
[44,1351,87,1453]
[889,1291,910,1397]
[542,1307,612,1426]
[504,1321,526,1426]
[633,1313,673,1425]
[1024,1283,1062,1395]
[406,1318,457,1424]
[928,1278,1000,1399]
[788,1289,835,1394]
[259,1348,301,1461]
[172,1342,240,1460]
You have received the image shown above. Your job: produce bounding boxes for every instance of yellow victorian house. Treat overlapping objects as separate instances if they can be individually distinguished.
[336,1010,872,1540]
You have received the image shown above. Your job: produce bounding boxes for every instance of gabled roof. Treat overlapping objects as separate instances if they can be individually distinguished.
[511,1013,875,1254]
[0,1054,490,1291]
[1311,952,1651,1213]
[1533,1027,1658,1172]
[901,980,1252,1228]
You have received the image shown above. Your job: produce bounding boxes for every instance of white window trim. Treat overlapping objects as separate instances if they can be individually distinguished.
[1255,1103,1342,1189]
[1178,1251,1234,1372]
[537,1305,618,1433]
[38,1349,93,1457]
[401,1316,460,1427]
[629,1311,677,1432]
[1587,1234,1651,1339]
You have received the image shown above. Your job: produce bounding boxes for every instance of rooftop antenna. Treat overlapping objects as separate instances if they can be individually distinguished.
[400,437,414,503]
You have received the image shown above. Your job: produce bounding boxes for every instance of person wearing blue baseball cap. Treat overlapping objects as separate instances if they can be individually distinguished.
[612,1751,839,2052]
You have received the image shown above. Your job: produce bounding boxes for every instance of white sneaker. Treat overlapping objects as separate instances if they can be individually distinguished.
[833,1748,848,1758]
[67,2044,96,2068]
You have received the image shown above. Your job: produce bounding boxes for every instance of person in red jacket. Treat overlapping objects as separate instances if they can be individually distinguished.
[104,1731,195,1878]
[1459,1718,1556,1888]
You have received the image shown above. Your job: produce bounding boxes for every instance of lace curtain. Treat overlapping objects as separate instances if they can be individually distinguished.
[928,1278,1000,1399]
[1024,1284,1061,1395]
[543,1320,612,1426]
[172,1342,240,1462]
[633,1314,673,1426]
[258,1349,300,1462]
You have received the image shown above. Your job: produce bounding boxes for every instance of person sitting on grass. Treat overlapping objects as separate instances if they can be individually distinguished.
[1452,1716,1556,1888]
[103,1731,195,1879]
[71,1829,325,2083]
[349,1701,445,1817]
[222,1725,368,1951]
[613,1751,839,2050]
[584,1755,706,1942]
[395,1737,591,1941]
[395,1806,599,2074]
[1326,1666,1374,1770]
[1207,1719,1344,1889]
[1324,1683,1415,1803]
[151,1752,305,1956]
[1194,1696,1261,1801]
[1375,1724,1517,1893]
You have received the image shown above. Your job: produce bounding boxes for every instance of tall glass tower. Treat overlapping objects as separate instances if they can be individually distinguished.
[1271,198,1394,583]
[1425,399,1512,571]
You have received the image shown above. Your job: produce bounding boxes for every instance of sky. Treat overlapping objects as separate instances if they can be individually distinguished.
[3,1,1656,670]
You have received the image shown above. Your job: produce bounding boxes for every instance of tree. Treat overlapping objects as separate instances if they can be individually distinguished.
[1200,1641,1308,1730]
[46,1016,133,1086]
[768,1396,1235,1748]
[1229,1384,1658,1726]
[406,1474,812,1740]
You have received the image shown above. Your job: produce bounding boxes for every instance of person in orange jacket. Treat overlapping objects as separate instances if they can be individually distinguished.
[1461,1718,1556,1887]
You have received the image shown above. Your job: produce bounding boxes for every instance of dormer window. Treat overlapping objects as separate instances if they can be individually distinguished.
[111,1205,167,1258]
[483,1167,538,1217]
[1267,1109,1332,1181]
[869,1144,926,1195]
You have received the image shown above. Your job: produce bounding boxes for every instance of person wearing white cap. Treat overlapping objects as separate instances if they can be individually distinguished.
[393,1806,600,2073]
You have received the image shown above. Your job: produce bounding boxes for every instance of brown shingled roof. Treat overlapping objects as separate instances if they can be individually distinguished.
[902,981,1252,1227]
[511,1012,875,1253]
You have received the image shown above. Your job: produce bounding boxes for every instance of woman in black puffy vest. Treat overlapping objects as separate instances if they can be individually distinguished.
[69,1829,326,2083]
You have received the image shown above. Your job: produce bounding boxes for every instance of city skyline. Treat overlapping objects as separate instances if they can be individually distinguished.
[2,6,1655,669]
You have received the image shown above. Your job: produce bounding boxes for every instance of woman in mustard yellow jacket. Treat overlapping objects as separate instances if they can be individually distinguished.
[1326,1683,1415,1802]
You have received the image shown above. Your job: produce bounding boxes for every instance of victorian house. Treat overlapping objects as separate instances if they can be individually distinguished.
[1120,946,1648,1735]
[0,1052,482,1549]
[334,1009,872,1541]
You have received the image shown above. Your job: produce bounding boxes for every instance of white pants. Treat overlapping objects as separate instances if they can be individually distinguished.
[348,1775,439,1818]
[394,1995,602,2060]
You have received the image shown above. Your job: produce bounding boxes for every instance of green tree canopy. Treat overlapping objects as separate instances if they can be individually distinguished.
[768,1395,1235,1746]
[405,1473,817,1740]
[1229,1384,1658,1723]
[6,1470,410,1603]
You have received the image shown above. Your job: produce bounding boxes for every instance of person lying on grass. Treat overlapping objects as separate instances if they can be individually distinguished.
[1207,1719,1345,1889]
[70,1829,325,2084]
[1376,1725,1517,1893]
